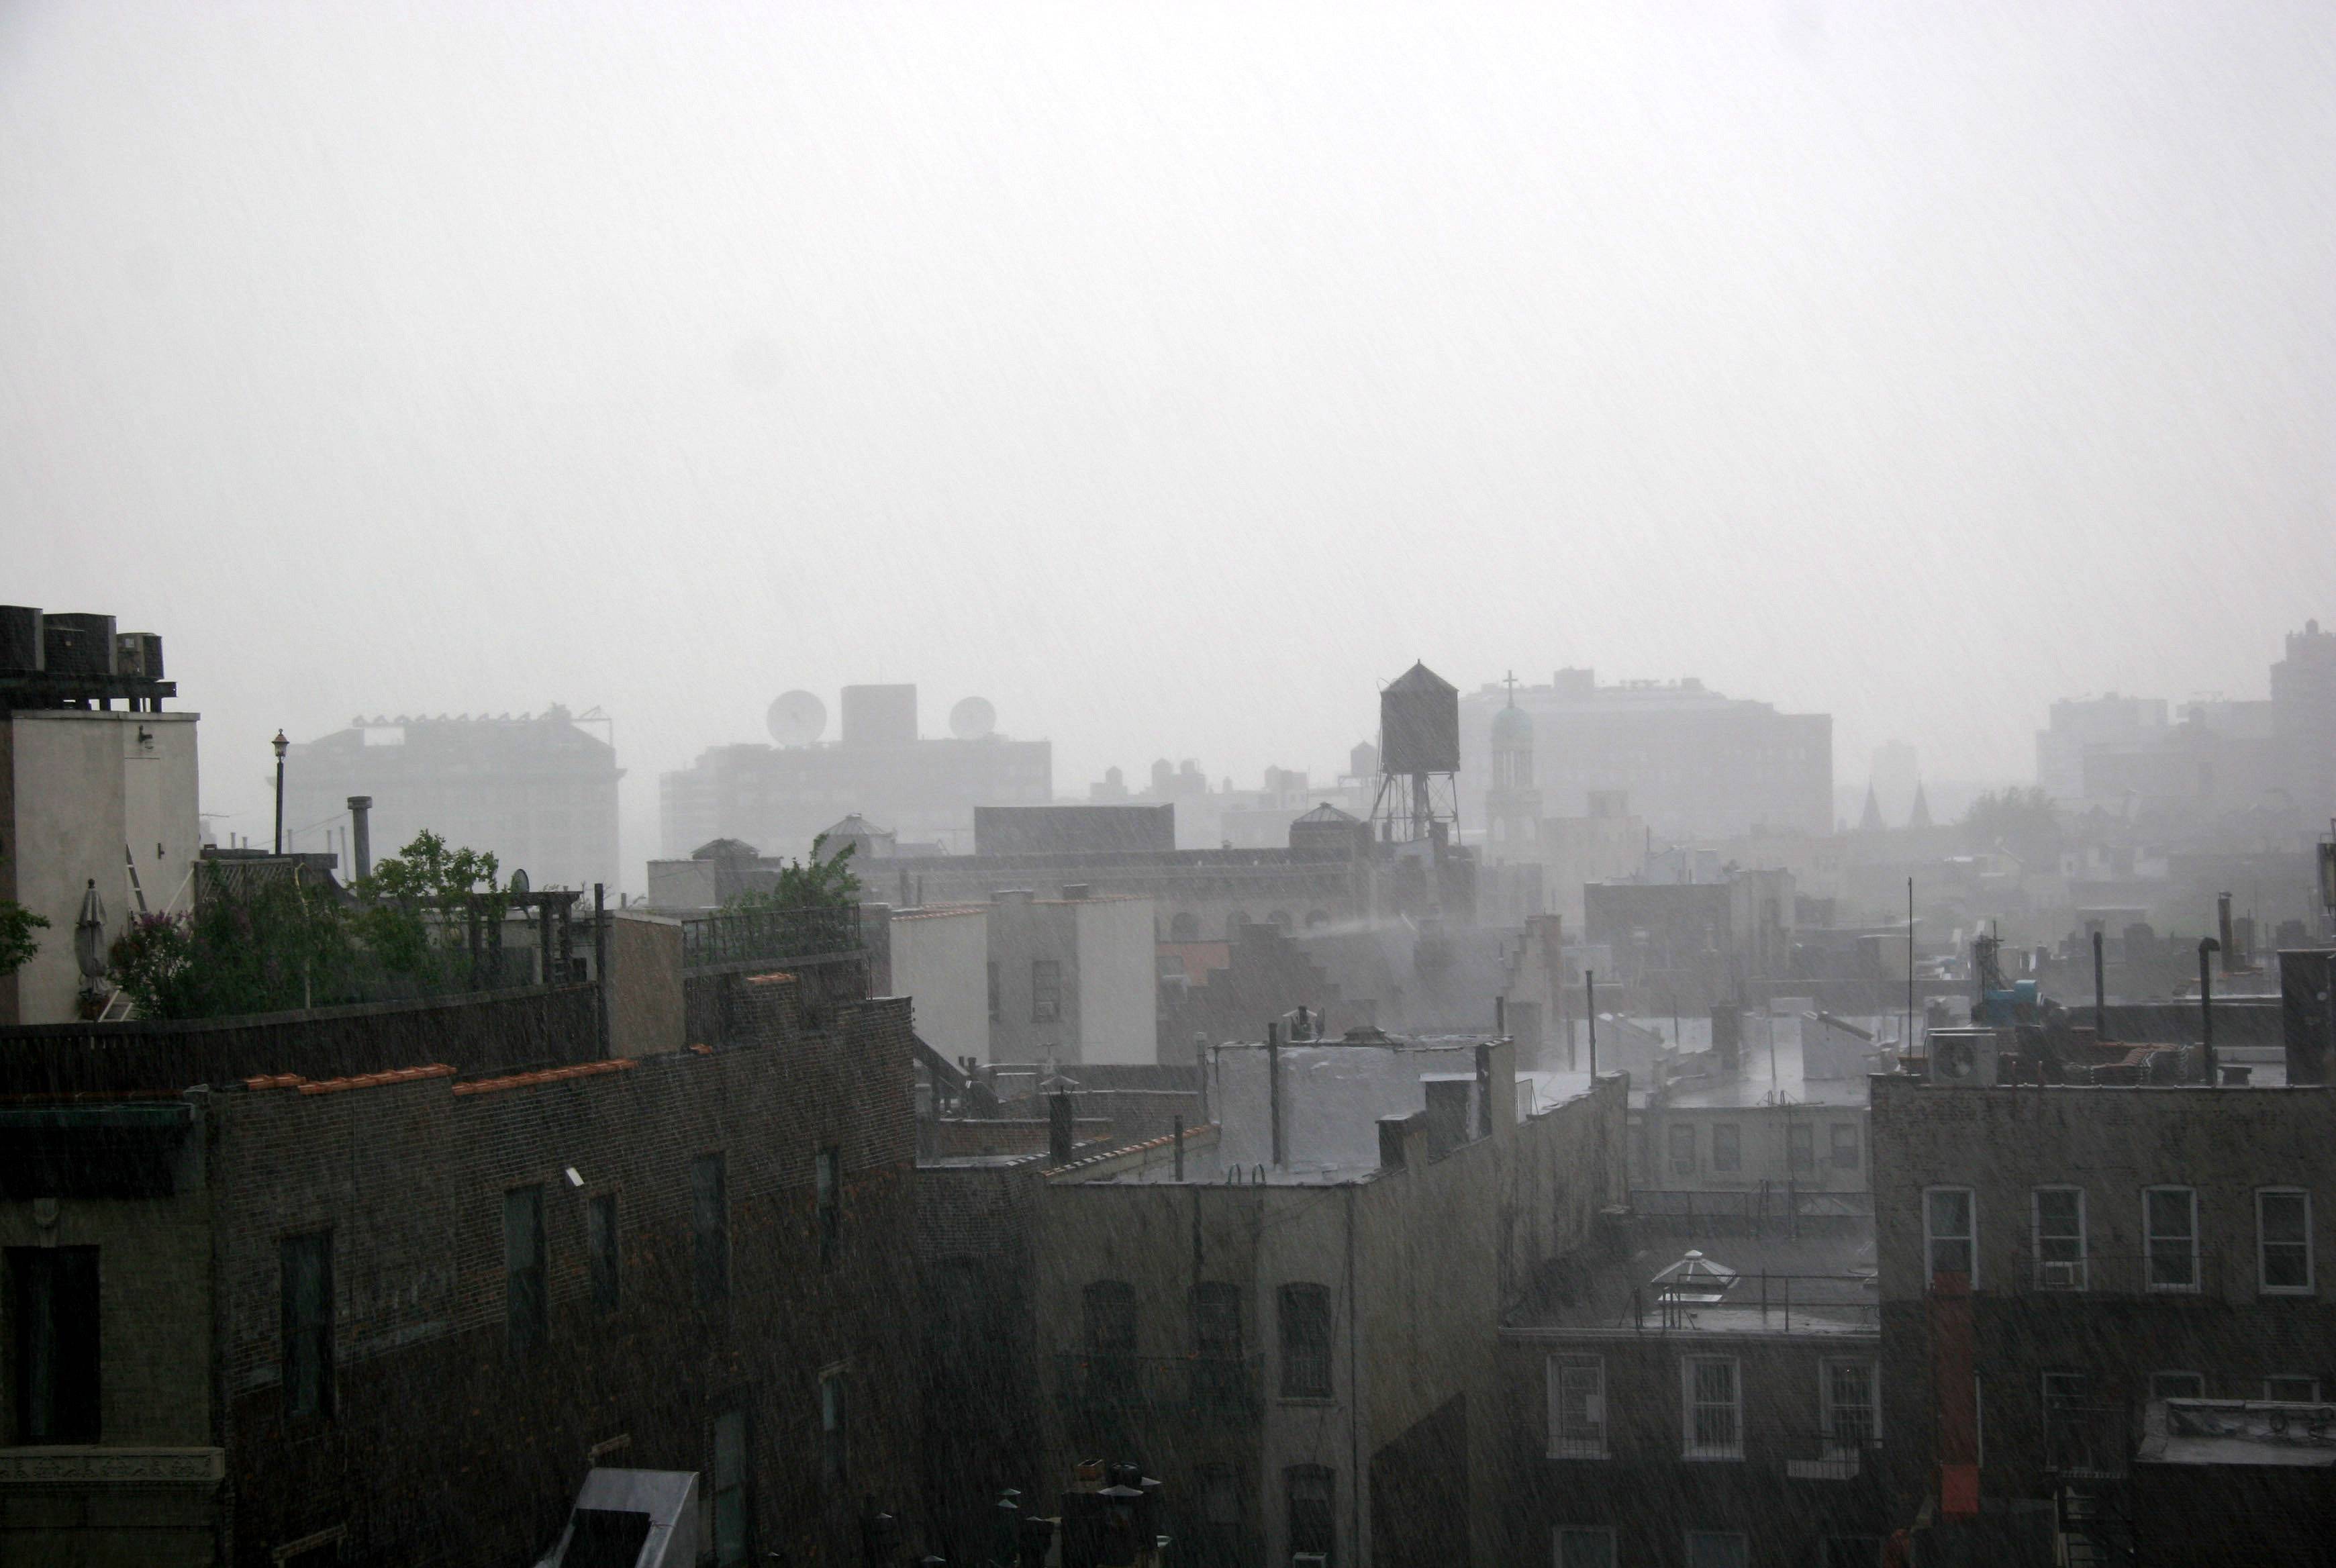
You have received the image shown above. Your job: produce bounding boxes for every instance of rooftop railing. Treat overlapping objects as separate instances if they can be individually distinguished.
[681,904,860,970]
[1633,1273,1880,1334]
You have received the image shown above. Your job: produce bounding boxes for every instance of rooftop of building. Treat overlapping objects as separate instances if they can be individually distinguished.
[2137,1400,2336,1469]
[1506,1225,1879,1339]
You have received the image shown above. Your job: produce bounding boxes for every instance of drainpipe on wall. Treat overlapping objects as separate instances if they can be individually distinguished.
[1267,1021,1283,1169]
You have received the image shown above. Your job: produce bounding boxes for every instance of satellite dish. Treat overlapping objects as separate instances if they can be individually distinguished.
[948,695,997,740]
[509,869,530,898]
[767,690,828,746]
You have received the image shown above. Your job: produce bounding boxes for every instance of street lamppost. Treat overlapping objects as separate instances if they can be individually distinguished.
[272,730,289,854]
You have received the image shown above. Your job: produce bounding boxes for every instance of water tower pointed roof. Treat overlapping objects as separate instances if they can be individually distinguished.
[1385,661,1456,695]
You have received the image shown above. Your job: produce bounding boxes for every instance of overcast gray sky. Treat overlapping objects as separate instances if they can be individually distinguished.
[6,1,2332,884]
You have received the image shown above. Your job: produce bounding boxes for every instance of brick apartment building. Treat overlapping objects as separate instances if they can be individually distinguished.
[0,974,926,1567]
[917,1031,1628,1567]
[1868,1067,2336,1563]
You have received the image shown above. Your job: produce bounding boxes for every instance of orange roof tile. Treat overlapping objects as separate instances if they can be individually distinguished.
[293,1064,456,1095]
[450,1059,637,1097]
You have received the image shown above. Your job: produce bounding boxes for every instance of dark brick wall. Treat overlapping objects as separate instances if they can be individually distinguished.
[914,1160,1044,1560]
[207,989,922,1568]
[0,984,600,1095]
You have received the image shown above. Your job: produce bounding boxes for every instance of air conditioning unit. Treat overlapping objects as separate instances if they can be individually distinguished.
[1927,1029,2000,1087]
[2041,1260,2080,1289]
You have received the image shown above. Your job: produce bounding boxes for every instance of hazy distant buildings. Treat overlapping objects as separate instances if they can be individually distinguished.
[1461,669,1832,841]
[659,684,1050,860]
[283,707,620,891]
[2035,622,2336,829]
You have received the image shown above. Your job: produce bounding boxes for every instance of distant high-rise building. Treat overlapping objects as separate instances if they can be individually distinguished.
[1459,669,1831,840]
[658,685,1050,860]
[2272,618,2336,824]
[283,707,620,891]
[2035,694,2168,803]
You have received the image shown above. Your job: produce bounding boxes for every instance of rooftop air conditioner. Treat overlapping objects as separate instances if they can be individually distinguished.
[1927,1029,2000,1087]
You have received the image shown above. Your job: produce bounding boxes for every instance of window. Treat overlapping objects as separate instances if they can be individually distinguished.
[2042,1371,2109,1473]
[587,1193,620,1313]
[1548,1354,1607,1459]
[1788,1122,1815,1173]
[1925,1188,1976,1286]
[1686,1530,1749,1568]
[1667,1122,1696,1177]
[1279,1283,1333,1398]
[1631,1126,1651,1179]
[2144,1187,2198,1292]
[2033,1188,2086,1290]
[1682,1357,1743,1459]
[2149,1371,2204,1400]
[986,961,1001,1022]
[1822,1360,1879,1453]
[693,1154,729,1307]
[504,1187,546,1356]
[1031,959,1062,1023]
[1285,1466,1334,1565]
[821,1368,848,1487]
[281,1231,334,1418]
[1711,1123,1741,1173]
[1554,1526,1616,1568]
[816,1146,842,1266]
[2257,1189,2312,1293]
[710,1408,748,1564]
[2264,1376,2322,1404]
[1830,1123,1860,1170]
[7,1246,99,1443]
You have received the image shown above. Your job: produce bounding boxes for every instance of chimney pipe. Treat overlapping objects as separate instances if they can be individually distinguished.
[2218,893,2235,975]
[346,795,373,881]
[1586,969,1598,1079]
[1173,1116,1185,1181]
[2198,939,2220,1086]
[2102,934,2121,1042]
[1048,1090,1075,1165]
[1496,994,1506,1038]
[1267,1021,1283,1169]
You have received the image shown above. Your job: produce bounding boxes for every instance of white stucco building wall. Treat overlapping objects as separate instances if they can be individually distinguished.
[889,904,991,1063]
[1,708,201,1024]
[1071,894,1156,1065]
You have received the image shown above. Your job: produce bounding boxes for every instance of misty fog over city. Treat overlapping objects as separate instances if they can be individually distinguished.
[4,5,2334,1567]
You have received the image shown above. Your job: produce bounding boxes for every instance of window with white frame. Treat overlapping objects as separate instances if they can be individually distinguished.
[1667,1123,1696,1177]
[1925,1188,1976,1286]
[1682,1357,1743,1460]
[1553,1526,1616,1568]
[1686,1530,1749,1568]
[2257,1189,2313,1293]
[1822,1359,1880,1453]
[2149,1371,2204,1401]
[2144,1187,2199,1291]
[2032,1187,2086,1290]
[1547,1355,1607,1459]
[2264,1376,2322,1404]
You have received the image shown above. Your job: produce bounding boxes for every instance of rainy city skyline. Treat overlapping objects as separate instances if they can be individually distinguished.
[9,3,2335,883]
